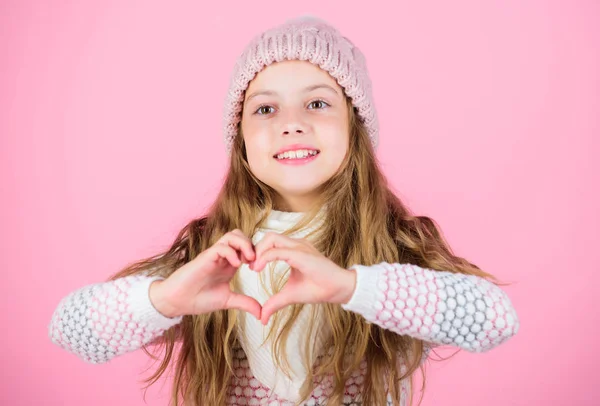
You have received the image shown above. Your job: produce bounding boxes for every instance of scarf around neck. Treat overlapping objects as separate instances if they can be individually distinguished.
[236,207,330,402]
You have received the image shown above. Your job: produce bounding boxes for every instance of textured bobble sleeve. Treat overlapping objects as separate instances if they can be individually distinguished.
[48,273,183,364]
[341,262,520,353]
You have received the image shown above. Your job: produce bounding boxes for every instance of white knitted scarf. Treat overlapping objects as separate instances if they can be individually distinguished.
[236,208,329,402]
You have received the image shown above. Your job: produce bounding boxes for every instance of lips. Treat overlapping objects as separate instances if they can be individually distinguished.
[274,151,320,165]
[272,144,320,157]
[274,150,320,161]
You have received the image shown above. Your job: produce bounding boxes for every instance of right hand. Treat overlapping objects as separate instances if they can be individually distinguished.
[149,229,261,320]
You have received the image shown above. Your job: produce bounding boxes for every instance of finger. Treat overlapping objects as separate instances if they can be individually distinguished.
[254,233,298,268]
[221,231,255,263]
[213,244,242,268]
[254,248,299,272]
[224,231,255,262]
[225,292,262,320]
[260,289,296,325]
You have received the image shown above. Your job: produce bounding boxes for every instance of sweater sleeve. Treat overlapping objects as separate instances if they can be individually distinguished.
[48,273,183,364]
[341,262,519,353]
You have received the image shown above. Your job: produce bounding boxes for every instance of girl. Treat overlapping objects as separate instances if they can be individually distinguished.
[49,15,520,406]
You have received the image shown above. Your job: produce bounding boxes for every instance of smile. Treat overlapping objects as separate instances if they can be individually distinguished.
[273,149,320,165]
[274,149,320,160]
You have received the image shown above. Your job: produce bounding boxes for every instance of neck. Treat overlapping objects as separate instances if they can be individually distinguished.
[274,194,321,213]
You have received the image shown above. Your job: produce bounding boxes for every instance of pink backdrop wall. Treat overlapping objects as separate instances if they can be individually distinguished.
[2,1,598,405]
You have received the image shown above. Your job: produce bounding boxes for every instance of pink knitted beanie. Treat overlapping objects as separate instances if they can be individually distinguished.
[222,15,379,155]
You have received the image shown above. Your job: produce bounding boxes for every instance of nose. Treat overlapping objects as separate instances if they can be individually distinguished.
[283,127,304,135]
[280,110,307,136]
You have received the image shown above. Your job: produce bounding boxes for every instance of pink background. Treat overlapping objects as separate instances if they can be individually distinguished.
[2,1,598,405]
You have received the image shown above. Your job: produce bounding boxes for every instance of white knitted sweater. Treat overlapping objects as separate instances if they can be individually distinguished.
[48,210,520,405]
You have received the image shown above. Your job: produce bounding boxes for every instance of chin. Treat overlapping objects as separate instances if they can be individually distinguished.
[271,183,323,198]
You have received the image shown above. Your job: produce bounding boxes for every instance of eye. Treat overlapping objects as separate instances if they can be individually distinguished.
[254,105,275,115]
[308,99,330,110]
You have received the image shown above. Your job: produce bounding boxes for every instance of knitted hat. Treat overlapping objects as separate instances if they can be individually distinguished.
[222,15,379,155]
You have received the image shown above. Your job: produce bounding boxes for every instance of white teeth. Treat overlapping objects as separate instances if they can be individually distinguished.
[276,149,318,160]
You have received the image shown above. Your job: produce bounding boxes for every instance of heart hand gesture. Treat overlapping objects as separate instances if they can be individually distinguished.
[250,232,357,325]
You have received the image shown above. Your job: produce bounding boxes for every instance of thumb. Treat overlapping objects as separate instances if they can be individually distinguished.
[260,287,297,325]
[225,292,262,320]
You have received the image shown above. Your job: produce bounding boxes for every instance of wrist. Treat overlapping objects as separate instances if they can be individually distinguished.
[336,267,357,305]
[149,280,179,319]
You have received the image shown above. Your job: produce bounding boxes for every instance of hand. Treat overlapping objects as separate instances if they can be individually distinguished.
[250,232,357,325]
[149,229,261,320]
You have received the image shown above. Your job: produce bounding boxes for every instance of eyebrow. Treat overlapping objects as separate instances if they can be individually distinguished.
[244,84,341,104]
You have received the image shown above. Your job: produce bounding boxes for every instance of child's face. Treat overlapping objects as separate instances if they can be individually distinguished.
[241,60,349,212]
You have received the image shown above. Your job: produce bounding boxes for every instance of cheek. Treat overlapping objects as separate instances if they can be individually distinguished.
[245,134,270,154]
[319,121,349,167]
[327,147,348,169]
[242,131,272,171]
[319,118,349,148]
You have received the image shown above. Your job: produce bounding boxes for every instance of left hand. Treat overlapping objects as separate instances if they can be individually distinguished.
[250,232,357,325]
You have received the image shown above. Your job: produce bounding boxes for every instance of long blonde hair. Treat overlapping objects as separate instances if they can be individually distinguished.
[109,99,505,405]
